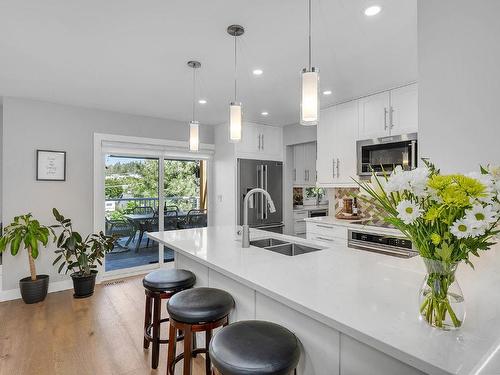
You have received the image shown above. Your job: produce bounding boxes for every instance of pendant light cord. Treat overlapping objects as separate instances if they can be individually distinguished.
[308,0,312,70]
[192,67,196,122]
[234,35,237,102]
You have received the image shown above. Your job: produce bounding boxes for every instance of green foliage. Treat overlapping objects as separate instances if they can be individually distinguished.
[104,158,201,212]
[0,214,55,259]
[52,208,116,276]
[0,213,55,279]
[104,177,124,199]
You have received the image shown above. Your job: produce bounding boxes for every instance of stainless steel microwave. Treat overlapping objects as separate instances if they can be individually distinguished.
[356,133,418,176]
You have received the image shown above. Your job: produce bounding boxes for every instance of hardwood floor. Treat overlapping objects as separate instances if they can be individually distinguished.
[0,275,205,375]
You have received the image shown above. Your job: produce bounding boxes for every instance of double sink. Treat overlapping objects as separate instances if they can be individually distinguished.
[249,237,324,256]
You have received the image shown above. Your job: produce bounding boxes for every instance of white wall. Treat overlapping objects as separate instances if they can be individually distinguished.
[282,124,317,234]
[418,0,500,172]
[1,97,214,292]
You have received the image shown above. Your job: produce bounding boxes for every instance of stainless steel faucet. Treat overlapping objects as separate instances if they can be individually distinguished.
[242,188,276,248]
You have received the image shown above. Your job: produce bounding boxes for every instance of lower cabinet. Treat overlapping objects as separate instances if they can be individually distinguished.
[340,334,425,375]
[174,252,427,375]
[255,292,340,375]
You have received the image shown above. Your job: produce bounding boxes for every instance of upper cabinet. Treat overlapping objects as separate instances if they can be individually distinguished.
[390,84,418,135]
[235,122,283,161]
[358,83,418,139]
[358,91,390,140]
[317,101,359,187]
[293,142,316,186]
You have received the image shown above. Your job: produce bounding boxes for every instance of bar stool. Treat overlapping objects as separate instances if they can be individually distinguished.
[142,269,196,369]
[166,287,235,375]
[209,320,300,375]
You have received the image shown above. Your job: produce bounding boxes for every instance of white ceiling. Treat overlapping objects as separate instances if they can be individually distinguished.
[0,0,417,126]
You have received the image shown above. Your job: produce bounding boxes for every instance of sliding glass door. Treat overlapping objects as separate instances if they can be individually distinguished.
[104,155,160,272]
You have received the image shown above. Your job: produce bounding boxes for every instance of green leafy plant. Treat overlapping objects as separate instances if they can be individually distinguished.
[0,214,55,281]
[52,208,115,276]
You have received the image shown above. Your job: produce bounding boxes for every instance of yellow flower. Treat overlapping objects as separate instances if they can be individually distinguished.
[430,233,442,246]
[424,206,440,221]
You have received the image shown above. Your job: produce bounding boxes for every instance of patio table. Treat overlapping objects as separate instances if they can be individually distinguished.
[124,212,189,251]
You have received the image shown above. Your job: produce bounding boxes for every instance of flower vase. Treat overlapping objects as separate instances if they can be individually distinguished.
[418,258,465,330]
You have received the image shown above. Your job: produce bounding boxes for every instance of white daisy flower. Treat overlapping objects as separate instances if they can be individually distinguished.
[450,219,475,239]
[467,172,496,203]
[465,204,497,225]
[396,200,423,224]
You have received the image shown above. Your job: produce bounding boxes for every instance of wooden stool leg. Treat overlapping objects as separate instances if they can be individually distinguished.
[143,293,152,349]
[205,329,212,375]
[183,325,193,375]
[151,295,161,369]
[167,322,177,375]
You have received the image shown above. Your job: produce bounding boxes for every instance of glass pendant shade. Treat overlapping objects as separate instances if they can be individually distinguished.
[189,120,199,151]
[229,102,242,142]
[300,68,319,126]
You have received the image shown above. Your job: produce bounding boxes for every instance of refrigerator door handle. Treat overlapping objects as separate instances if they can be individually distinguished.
[263,164,268,219]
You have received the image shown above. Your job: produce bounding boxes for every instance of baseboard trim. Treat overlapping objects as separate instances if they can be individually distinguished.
[0,279,73,302]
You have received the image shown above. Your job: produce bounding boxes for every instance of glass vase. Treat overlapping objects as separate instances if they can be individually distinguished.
[418,258,465,330]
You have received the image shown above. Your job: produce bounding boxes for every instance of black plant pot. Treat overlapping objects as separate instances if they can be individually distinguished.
[19,274,49,304]
[71,270,98,299]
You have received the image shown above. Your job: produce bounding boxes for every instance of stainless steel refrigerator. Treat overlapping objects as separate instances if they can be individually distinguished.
[237,159,283,233]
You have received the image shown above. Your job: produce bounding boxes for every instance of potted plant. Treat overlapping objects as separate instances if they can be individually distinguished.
[0,214,55,304]
[356,162,499,330]
[52,208,115,298]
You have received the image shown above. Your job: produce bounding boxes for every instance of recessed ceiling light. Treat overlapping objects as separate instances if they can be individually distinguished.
[364,5,381,16]
[252,69,263,76]
[323,90,332,95]
[261,111,269,116]
[198,99,207,104]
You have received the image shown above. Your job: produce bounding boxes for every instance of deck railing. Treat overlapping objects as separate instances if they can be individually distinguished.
[105,197,200,212]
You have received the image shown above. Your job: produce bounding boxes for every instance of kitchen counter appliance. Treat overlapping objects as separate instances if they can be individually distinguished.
[357,133,418,176]
[237,159,283,233]
[347,228,417,258]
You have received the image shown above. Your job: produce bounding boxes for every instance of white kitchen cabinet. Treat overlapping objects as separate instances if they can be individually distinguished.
[389,84,418,136]
[293,142,316,186]
[358,84,418,139]
[306,221,348,244]
[358,91,390,139]
[317,101,358,187]
[340,334,425,375]
[236,122,283,160]
[293,210,308,235]
[256,292,340,375]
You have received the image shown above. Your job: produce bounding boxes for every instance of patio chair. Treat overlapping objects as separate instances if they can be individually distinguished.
[164,206,179,231]
[105,217,135,248]
[179,209,208,229]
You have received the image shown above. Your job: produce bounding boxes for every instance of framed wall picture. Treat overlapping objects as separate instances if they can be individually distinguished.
[36,150,66,181]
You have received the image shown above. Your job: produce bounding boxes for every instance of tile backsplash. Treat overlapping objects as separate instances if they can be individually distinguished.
[327,187,384,223]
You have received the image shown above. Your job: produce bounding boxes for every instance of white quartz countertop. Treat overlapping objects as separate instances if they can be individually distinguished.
[148,226,500,375]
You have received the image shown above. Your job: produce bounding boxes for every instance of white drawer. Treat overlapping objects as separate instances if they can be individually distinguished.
[293,210,308,219]
[306,222,347,240]
[307,233,347,246]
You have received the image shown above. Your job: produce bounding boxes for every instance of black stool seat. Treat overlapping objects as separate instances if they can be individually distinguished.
[209,320,300,375]
[167,287,234,324]
[142,269,195,293]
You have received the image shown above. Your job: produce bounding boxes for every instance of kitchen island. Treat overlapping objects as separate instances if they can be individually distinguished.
[148,226,500,375]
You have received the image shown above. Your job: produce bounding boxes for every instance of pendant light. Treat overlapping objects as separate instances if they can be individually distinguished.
[227,24,245,142]
[300,0,319,126]
[187,60,201,151]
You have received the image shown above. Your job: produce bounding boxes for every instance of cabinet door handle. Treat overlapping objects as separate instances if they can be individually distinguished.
[261,134,264,150]
[332,158,336,178]
[293,168,296,181]
[390,107,394,129]
[384,107,388,130]
[258,134,261,150]
[336,159,340,178]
